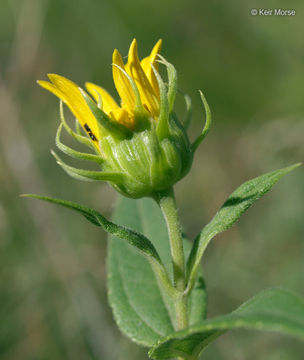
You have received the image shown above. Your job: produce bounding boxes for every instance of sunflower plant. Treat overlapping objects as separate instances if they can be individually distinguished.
[23,39,304,360]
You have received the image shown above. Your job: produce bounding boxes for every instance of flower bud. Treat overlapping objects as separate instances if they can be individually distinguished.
[38,39,210,198]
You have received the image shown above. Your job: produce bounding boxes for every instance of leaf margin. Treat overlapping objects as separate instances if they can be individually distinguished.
[186,163,301,294]
[149,287,304,359]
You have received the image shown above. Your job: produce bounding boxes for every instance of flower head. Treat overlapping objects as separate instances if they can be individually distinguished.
[38,39,210,198]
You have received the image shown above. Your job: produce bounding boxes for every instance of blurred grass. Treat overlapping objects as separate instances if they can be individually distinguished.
[0,0,303,359]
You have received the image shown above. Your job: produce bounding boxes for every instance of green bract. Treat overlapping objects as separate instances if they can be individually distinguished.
[99,122,192,198]
[49,67,211,198]
[39,40,212,198]
[55,74,196,198]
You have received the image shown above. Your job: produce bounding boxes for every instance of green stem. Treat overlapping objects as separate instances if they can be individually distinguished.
[156,188,188,331]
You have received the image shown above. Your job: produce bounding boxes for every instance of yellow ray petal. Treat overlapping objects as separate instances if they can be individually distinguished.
[140,39,162,96]
[112,49,136,112]
[37,80,66,101]
[85,82,119,115]
[109,108,134,129]
[126,39,159,117]
[46,74,100,141]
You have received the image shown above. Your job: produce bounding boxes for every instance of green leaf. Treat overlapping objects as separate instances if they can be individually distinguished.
[149,287,304,359]
[22,194,162,262]
[188,276,207,325]
[108,197,207,347]
[186,163,301,292]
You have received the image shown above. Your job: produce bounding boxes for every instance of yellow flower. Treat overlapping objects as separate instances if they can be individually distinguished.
[37,39,210,198]
[38,38,162,148]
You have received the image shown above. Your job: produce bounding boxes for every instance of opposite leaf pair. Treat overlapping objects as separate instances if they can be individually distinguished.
[24,163,304,359]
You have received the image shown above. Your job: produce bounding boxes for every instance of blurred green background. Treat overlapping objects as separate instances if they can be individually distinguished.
[0,0,303,359]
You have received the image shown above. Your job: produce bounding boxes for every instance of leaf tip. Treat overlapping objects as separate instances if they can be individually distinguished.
[19,193,40,199]
[291,162,302,170]
[283,162,302,176]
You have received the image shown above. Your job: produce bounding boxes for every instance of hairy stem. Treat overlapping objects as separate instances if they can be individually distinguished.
[157,188,188,331]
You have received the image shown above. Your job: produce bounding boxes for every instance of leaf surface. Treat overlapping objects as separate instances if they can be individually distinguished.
[149,288,304,359]
[22,194,162,262]
[186,163,301,289]
[108,197,207,346]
